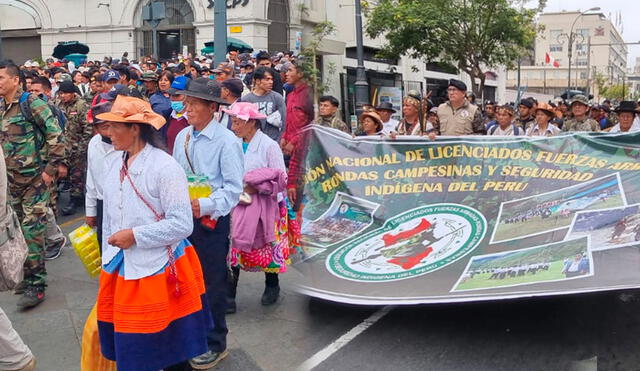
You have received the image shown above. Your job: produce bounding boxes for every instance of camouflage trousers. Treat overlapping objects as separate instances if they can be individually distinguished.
[9,176,49,289]
[69,159,87,199]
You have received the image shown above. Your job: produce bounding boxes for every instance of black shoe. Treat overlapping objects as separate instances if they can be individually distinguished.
[189,349,229,370]
[45,236,66,260]
[226,297,236,314]
[61,199,76,216]
[13,281,27,295]
[261,285,280,306]
[17,287,45,309]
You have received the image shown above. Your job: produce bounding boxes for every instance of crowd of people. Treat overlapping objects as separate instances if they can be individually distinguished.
[1,47,640,370]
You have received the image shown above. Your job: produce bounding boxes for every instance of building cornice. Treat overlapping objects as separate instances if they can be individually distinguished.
[38,26,135,35]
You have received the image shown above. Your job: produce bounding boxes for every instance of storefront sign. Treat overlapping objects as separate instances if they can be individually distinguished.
[292,126,640,304]
[207,0,250,9]
[229,26,242,33]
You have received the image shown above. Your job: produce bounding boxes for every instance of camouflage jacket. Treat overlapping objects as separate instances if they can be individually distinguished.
[515,116,536,130]
[314,113,350,134]
[59,96,92,163]
[562,117,600,132]
[1,88,66,181]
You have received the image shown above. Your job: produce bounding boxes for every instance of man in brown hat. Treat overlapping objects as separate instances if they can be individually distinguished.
[212,63,234,82]
[172,77,243,369]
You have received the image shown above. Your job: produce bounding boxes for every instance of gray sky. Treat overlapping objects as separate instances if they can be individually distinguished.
[538,0,640,68]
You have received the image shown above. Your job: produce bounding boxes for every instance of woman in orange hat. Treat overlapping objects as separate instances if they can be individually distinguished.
[94,95,212,370]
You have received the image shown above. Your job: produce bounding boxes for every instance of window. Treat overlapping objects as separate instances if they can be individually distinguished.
[549,29,562,41]
[576,59,588,66]
[579,72,588,79]
[549,44,563,52]
[576,28,589,38]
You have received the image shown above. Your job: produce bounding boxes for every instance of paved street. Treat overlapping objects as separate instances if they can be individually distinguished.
[2,210,640,370]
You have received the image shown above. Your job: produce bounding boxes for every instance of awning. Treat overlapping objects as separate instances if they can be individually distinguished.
[52,41,90,59]
[201,37,253,55]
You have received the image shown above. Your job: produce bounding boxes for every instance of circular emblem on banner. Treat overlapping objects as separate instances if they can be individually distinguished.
[326,204,487,282]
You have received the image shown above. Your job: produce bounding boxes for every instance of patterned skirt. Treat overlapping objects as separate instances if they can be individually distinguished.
[96,240,213,371]
[229,200,299,273]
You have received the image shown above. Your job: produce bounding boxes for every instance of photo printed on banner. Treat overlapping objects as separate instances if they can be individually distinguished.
[567,204,640,251]
[300,192,380,249]
[490,173,626,244]
[452,236,593,292]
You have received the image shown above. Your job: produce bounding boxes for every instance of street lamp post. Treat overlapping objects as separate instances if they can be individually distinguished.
[213,0,228,66]
[557,7,600,95]
[354,0,369,129]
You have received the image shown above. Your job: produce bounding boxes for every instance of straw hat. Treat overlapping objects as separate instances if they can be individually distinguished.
[96,95,166,130]
[535,102,555,117]
[361,111,383,131]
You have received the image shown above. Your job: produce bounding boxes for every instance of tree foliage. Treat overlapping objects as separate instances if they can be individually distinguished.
[297,16,337,110]
[599,84,631,102]
[365,0,544,96]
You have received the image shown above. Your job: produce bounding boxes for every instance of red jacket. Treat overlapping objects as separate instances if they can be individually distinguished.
[282,83,313,149]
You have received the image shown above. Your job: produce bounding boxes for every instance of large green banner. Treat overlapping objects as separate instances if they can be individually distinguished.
[291,126,640,304]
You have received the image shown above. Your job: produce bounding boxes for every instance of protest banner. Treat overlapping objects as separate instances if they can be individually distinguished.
[290,126,640,304]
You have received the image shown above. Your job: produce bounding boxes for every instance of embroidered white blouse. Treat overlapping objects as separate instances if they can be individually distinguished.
[244,129,286,173]
[101,144,194,280]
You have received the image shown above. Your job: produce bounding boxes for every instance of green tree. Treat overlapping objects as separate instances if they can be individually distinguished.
[365,0,544,96]
[599,84,630,101]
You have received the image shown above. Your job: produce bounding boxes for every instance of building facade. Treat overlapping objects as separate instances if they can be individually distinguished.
[1,0,505,116]
[507,11,628,100]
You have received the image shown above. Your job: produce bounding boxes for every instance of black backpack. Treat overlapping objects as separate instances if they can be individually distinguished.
[17,92,66,152]
[19,92,66,131]
[489,123,523,136]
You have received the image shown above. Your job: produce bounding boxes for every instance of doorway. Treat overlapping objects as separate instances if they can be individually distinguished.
[137,0,195,59]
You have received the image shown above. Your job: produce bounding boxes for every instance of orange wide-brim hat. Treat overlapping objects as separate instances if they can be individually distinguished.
[96,95,166,130]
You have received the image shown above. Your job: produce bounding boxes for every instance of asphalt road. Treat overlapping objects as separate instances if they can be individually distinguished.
[2,209,640,370]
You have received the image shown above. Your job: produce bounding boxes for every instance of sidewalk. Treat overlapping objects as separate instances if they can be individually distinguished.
[0,216,352,371]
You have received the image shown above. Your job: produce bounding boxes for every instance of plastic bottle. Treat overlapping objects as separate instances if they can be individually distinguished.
[187,175,197,199]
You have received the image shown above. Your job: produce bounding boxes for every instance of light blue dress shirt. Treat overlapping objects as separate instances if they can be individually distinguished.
[172,117,244,219]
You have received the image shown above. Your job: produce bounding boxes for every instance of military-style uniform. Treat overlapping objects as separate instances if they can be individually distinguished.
[515,115,536,130]
[59,96,92,200]
[562,117,600,132]
[1,88,65,289]
[314,113,350,134]
[437,101,484,135]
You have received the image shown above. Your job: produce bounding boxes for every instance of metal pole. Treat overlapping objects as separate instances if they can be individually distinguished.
[213,0,228,66]
[354,0,369,123]
[152,26,158,60]
[586,36,591,97]
[567,32,573,94]
[516,58,521,105]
